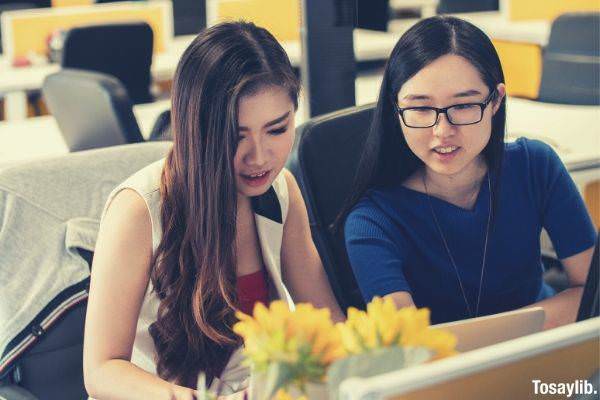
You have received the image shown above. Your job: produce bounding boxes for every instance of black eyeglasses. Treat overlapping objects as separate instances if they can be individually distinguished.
[394,90,497,128]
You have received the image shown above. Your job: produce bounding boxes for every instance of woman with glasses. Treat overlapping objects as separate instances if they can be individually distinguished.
[341,16,596,329]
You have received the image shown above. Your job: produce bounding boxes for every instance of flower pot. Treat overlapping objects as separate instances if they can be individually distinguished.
[286,382,328,400]
[249,372,328,400]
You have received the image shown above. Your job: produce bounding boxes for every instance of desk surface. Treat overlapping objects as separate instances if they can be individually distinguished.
[0,99,170,164]
[1,69,598,172]
[388,12,550,46]
[0,29,400,95]
[0,12,552,95]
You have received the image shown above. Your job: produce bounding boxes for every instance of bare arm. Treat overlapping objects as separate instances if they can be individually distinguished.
[280,170,345,322]
[525,246,594,330]
[83,189,195,400]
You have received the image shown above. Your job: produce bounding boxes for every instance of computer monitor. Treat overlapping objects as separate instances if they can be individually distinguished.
[356,0,389,32]
[338,317,600,400]
[172,0,205,36]
[577,233,599,321]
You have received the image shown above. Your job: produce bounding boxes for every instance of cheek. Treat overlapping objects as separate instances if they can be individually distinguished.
[233,143,247,172]
[464,120,493,152]
[402,130,429,156]
[272,133,295,160]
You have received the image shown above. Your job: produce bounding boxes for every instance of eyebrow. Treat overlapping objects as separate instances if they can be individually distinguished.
[239,111,290,131]
[401,89,483,101]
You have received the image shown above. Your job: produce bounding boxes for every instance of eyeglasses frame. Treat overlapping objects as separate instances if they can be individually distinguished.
[393,90,498,128]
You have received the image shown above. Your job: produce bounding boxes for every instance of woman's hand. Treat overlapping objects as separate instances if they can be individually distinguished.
[168,384,199,400]
[217,389,248,400]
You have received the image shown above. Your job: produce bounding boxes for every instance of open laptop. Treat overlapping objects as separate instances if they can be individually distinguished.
[431,233,600,353]
[577,233,599,322]
[431,307,546,352]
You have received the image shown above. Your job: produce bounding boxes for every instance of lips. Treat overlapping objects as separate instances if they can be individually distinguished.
[431,145,461,162]
[432,145,459,154]
[240,169,271,187]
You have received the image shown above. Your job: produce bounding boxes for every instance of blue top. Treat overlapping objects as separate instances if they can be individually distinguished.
[344,138,597,324]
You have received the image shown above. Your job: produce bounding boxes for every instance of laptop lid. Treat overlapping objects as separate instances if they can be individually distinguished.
[577,233,599,322]
[432,307,546,352]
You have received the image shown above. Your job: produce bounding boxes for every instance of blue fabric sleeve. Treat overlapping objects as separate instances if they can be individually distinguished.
[525,138,597,259]
[344,204,412,302]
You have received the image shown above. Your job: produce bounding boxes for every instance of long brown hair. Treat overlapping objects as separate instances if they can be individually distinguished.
[148,21,299,387]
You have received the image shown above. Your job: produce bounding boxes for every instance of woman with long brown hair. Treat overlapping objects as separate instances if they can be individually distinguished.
[83,21,343,399]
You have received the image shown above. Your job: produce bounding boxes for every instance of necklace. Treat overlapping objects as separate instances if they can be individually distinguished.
[422,172,492,318]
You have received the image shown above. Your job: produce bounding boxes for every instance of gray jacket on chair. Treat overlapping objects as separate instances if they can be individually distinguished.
[0,142,171,398]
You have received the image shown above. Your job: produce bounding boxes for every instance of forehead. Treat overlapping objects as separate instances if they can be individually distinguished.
[397,54,487,99]
[238,86,293,125]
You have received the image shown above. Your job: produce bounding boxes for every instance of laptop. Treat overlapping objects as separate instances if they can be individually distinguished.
[577,232,599,322]
[431,307,546,352]
[431,233,600,353]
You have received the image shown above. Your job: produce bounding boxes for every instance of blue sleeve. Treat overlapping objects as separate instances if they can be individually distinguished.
[525,138,597,259]
[344,203,412,303]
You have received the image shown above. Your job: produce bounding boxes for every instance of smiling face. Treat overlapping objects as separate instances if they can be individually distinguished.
[234,85,295,197]
[396,54,505,179]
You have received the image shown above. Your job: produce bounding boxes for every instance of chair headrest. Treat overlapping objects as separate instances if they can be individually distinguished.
[43,69,144,152]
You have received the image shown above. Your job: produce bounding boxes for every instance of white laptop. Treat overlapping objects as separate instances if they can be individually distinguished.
[431,307,546,352]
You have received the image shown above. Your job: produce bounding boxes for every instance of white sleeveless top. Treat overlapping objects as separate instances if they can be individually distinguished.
[100,159,294,395]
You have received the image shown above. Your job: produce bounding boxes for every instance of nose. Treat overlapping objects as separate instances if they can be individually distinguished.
[245,136,269,167]
[432,112,455,138]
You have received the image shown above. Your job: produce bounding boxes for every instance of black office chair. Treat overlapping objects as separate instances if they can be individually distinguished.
[61,22,154,104]
[286,104,375,311]
[43,69,146,152]
[0,142,172,400]
[436,0,498,14]
[538,12,600,105]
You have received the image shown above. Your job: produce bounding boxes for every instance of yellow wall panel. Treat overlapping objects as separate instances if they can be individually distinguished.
[3,2,170,59]
[52,0,94,7]
[493,40,542,99]
[216,0,300,42]
[584,180,600,228]
[509,0,600,21]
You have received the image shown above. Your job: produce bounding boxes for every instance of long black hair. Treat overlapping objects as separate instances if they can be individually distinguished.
[336,16,506,229]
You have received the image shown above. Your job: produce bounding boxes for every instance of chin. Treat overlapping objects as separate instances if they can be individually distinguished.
[428,161,468,176]
[236,179,274,198]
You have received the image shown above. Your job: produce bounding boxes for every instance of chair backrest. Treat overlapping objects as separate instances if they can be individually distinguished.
[61,22,154,104]
[538,12,600,105]
[437,0,498,13]
[286,104,375,310]
[43,68,144,152]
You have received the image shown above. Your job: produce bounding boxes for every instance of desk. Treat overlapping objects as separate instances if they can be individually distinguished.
[0,34,196,121]
[0,29,401,121]
[0,99,170,164]
[388,13,550,99]
[1,72,598,176]
[388,12,550,47]
[0,73,384,164]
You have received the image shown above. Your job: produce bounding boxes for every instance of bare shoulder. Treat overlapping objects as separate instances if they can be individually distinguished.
[281,168,304,208]
[93,188,153,276]
[102,189,152,239]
